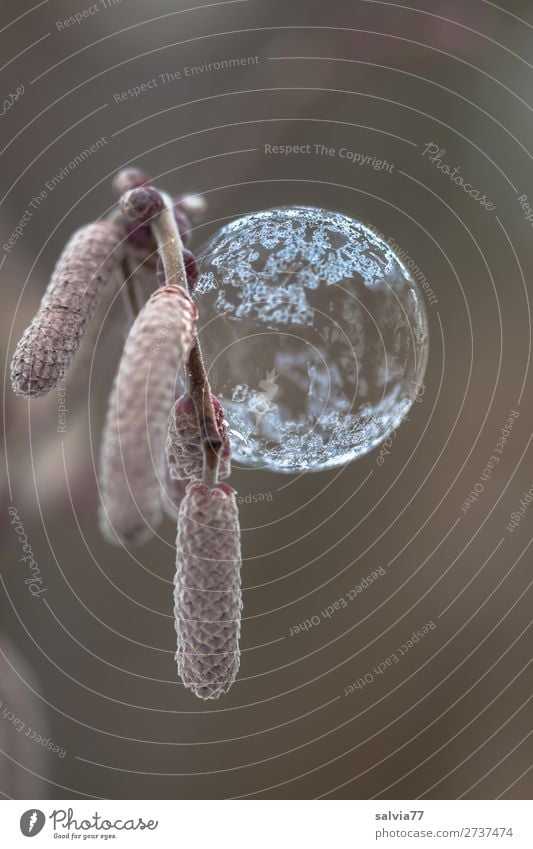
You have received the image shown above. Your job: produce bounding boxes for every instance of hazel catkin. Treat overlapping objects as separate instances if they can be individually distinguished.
[11,220,125,398]
[98,284,197,546]
[166,393,231,482]
[174,481,242,699]
[161,463,188,521]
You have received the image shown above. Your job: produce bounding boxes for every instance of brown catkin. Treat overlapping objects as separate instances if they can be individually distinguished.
[11,220,125,398]
[98,285,197,546]
[174,481,242,700]
[167,394,231,481]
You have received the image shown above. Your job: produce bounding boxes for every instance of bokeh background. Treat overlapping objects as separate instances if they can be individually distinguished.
[1,0,532,800]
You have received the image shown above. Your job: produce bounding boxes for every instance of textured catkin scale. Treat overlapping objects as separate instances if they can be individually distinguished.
[167,393,231,480]
[174,481,242,699]
[161,463,188,520]
[10,220,125,398]
[98,285,197,546]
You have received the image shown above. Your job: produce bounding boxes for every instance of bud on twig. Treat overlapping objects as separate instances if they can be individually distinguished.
[11,221,125,398]
[167,394,231,480]
[175,193,207,223]
[129,186,223,485]
[174,481,242,699]
[120,186,164,224]
[120,186,192,263]
[112,167,151,199]
[98,285,197,545]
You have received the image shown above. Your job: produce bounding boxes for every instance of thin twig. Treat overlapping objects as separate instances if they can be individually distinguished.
[119,255,143,324]
[187,343,222,485]
[149,192,221,484]
[150,193,188,289]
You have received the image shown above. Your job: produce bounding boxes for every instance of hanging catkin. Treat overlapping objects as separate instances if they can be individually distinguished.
[11,220,125,398]
[161,463,188,521]
[166,393,231,481]
[174,481,242,700]
[98,284,197,546]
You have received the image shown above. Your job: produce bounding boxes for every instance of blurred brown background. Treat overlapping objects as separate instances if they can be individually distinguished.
[1,0,532,800]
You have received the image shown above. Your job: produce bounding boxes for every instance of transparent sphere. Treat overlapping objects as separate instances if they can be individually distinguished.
[195,206,429,472]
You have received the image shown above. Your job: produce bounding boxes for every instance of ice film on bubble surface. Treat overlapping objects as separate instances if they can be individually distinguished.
[195,206,429,472]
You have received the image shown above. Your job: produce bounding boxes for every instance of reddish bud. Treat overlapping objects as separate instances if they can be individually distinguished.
[112,168,151,199]
[120,186,164,225]
[215,482,235,497]
[125,220,154,254]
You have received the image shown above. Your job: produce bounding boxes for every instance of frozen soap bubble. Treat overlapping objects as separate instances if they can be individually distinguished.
[195,206,429,473]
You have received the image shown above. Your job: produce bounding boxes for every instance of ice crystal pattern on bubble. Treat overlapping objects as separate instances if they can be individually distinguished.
[195,207,429,472]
